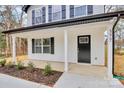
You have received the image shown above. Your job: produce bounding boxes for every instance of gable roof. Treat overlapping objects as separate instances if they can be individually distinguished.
[2,11,124,34]
[22,5,31,13]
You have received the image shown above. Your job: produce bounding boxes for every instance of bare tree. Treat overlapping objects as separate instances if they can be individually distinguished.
[0,5,27,57]
[114,20,124,51]
[105,5,124,13]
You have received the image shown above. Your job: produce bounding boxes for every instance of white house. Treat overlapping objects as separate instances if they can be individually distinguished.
[3,5,124,78]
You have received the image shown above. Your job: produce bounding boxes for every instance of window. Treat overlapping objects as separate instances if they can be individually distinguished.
[52,5,62,21]
[70,5,93,18]
[79,37,89,44]
[32,7,46,25]
[32,37,54,54]
[35,9,42,24]
[74,5,87,17]
[33,39,42,53]
[43,38,51,53]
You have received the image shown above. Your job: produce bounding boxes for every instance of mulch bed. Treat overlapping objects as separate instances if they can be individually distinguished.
[0,66,63,87]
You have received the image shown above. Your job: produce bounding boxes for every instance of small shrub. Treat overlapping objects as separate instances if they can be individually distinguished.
[6,61,14,68]
[43,64,52,76]
[27,62,35,71]
[0,59,6,67]
[16,62,24,70]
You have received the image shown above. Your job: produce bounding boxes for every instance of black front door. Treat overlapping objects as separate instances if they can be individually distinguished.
[78,35,91,63]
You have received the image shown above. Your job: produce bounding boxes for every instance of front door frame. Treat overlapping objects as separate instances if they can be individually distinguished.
[77,35,91,64]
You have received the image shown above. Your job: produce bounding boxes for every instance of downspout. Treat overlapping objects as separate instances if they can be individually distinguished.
[112,14,120,75]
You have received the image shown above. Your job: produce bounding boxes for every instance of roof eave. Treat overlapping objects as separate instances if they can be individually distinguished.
[2,11,124,34]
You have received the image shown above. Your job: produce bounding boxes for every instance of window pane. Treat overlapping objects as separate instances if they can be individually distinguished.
[53,5,61,12]
[34,39,42,53]
[43,46,50,53]
[35,8,42,24]
[36,17,41,24]
[36,39,42,46]
[36,47,42,53]
[43,38,50,45]
[52,11,61,21]
[52,5,61,21]
[75,6,86,17]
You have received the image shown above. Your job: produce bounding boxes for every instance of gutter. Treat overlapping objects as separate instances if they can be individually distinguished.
[112,14,121,75]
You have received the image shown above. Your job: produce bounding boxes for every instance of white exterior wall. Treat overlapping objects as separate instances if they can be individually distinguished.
[67,25,105,65]
[28,30,65,62]
[93,5,105,14]
[27,5,105,26]
[12,21,109,65]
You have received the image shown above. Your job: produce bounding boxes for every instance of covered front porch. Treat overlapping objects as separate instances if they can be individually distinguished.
[3,9,122,80]
[9,20,112,78]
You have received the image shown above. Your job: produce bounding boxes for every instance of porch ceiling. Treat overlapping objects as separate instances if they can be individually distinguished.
[10,21,110,38]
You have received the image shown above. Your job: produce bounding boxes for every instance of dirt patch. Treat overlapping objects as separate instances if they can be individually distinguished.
[114,54,124,77]
[0,66,62,87]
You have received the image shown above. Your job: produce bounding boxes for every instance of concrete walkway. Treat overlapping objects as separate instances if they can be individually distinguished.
[54,72,124,88]
[0,73,123,88]
[0,74,49,88]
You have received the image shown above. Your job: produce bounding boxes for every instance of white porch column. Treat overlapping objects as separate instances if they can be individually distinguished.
[64,30,68,72]
[107,29,113,79]
[107,17,117,79]
[12,36,16,64]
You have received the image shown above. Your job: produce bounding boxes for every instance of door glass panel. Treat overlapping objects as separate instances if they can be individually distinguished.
[79,37,89,44]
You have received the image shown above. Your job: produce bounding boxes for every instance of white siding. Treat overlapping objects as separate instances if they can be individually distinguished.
[28,30,65,62]
[27,5,105,26]
[93,5,105,14]
[67,25,105,65]
[10,21,109,65]
[27,23,106,65]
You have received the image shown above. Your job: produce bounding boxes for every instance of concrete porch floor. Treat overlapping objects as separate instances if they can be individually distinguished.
[23,60,107,79]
